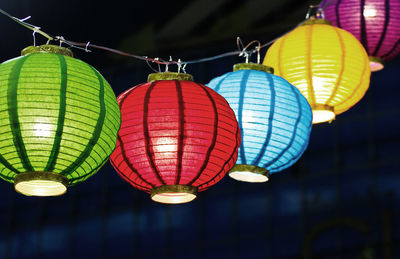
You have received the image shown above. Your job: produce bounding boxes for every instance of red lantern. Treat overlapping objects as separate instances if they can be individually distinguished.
[110,72,240,204]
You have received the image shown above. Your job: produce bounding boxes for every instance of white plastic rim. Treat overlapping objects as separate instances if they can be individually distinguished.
[15,180,67,196]
[229,170,269,183]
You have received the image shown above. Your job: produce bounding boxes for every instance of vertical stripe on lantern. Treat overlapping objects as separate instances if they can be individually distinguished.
[360,0,369,53]
[327,27,346,105]
[60,66,106,176]
[7,55,33,172]
[238,70,250,164]
[175,80,185,185]
[143,82,166,186]
[373,0,391,56]
[111,87,154,190]
[197,124,239,189]
[264,81,302,169]
[187,83,218,186]
[252,72,275,165]
[45,54,67,172]
[335,0,342,27]
[305,25,316,106]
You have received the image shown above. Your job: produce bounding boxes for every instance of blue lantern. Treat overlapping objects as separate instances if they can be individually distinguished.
[207,63,312,182]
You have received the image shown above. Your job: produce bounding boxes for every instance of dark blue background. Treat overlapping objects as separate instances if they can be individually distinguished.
[0,1,399,258]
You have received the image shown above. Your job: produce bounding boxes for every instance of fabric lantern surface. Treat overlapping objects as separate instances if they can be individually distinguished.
[0,45,121,196]
[320,0,400,71]
[264,19,371,124]
[110,72,240,204]
[207,63,312,183]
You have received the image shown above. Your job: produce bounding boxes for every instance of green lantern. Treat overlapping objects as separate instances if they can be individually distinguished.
[0,45,121,196]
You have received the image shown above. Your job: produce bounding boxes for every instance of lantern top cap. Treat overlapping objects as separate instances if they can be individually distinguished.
[148,72,194,82]
[21,45,74,57]
[301,18,333,26]
[233,63,274,73]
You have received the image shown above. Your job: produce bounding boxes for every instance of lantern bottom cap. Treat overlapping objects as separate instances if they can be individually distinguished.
[311,105,335,124]
[229,164,269,183]
[14,172,68,196]
[369,57,384,72]
[151,185,198,204]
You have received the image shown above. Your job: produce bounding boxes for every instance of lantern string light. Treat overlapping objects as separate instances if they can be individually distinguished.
[0,7,309,67]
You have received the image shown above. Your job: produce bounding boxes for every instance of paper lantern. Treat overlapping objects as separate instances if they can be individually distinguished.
[264,19,371,124]
[0,45,121,196]
[110,72,240,204]
[320,0,400,71]
[208,63,312,182]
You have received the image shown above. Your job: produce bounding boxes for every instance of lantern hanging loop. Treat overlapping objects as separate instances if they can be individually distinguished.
[238,39,261,64]
[306,5,325,19]
[145,57,160,73]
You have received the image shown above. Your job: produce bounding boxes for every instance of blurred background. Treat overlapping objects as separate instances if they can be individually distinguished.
[0,0,399,258]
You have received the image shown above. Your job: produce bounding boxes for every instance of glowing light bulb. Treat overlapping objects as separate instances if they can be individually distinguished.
[34,122,52,137]
[363,7,377,18]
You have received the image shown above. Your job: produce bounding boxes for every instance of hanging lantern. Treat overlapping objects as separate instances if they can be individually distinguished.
[320,0,400,72]
[263,16,371,124]
[207,63,312,183]
[110,72,240,204]
[0,45,121,196]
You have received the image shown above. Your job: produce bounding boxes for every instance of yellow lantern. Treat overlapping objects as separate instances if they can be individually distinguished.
[263,19,371,124]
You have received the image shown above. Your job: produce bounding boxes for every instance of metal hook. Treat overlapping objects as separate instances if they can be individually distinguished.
[32,30,36,46]
[236,37,245,51]
[182,63,187,74]
[177,59,182,73]
[85,42,90,52]
[145,57,160,73]
[243,40,262,64]
[154,58,162,72]
[56,36,65,47]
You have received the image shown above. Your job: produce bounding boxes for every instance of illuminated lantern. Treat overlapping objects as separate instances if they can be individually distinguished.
[264,18,371,124]
[320,0,400,71]
[208,63,312,183]
[110,72,240,204]
[0,45,121,196]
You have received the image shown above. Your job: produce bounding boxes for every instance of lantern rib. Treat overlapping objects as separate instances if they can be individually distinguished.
[186,83,219,186]
[175,80,185,185]
[276,35,285,80]
[326,27,346,106]
[212,75,228,92]
[44,54,68,172]
[263,81,303,169]
[7,56,34,172]
[237,70,250,165]
[335,0,342,27]
[360,0,370,54]
[60,66,106,176]
[305,25,316,106]
[142,82,166,186]
[372,0,391,56]
[252,72,276,166]
[114,87,155,189]
[196,125,240,190]
[70,154,111,184]
[381,38,400,58]
[112,137,154,190]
